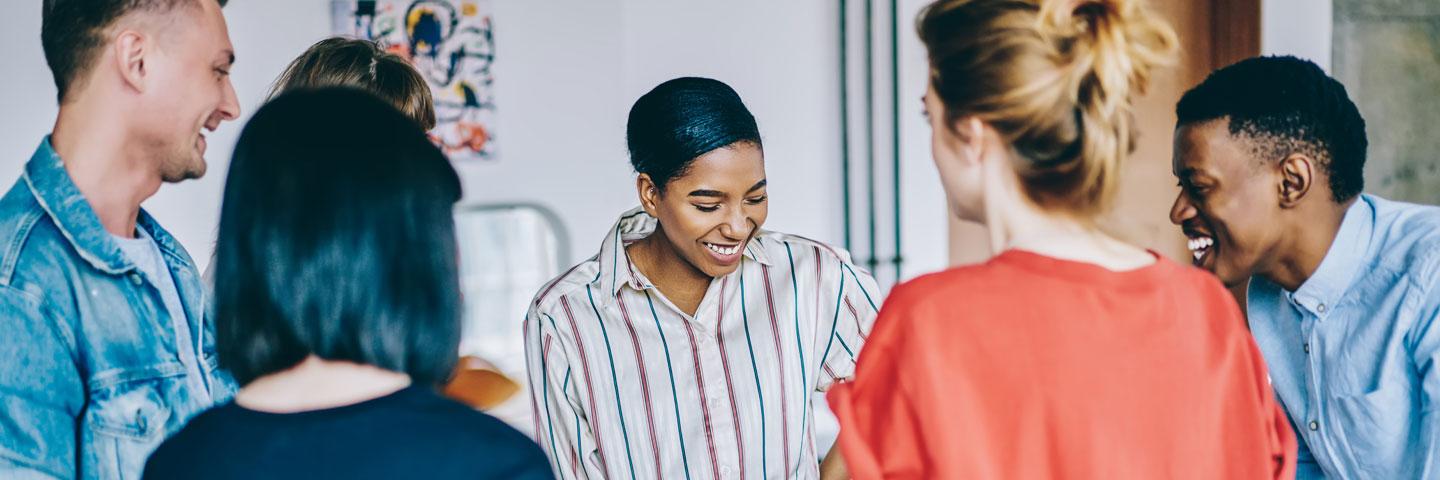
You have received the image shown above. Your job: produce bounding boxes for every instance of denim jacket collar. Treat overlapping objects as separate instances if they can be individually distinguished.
[23,137,191,275]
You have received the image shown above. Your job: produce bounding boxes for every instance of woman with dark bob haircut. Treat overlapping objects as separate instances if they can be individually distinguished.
[143,88,551,480]
[523,77,879,479]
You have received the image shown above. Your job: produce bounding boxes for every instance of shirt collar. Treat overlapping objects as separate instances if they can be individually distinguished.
[24,136,191,275]
[594,207,772,300]
[1290,195,1376,317]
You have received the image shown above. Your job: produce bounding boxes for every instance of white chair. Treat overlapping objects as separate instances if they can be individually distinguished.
[446,203,569,437]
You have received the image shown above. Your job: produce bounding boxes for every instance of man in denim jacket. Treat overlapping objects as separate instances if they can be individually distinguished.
[0,1,239,478]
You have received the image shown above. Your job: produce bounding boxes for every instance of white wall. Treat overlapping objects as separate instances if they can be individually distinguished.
[830,0,950,285]
[0,1,63,213]
[0,0,952,454]
[0,0,884,274]
[895,0,951,279]
[0,0,337,271]
[619,0,844,247]
[148,1,337,270]
[0,0,1330,291]
[1262,0,1333,71]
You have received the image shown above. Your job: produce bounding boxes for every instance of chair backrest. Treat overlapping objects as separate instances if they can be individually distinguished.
[452,203,569,381]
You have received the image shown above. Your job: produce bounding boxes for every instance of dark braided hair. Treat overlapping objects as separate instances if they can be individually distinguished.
[626,77,762,190]
[1176,56,1368,202]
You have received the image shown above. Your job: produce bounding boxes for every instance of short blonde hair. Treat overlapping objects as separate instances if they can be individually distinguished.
[918,0,1177,218]
[270,37,437,130]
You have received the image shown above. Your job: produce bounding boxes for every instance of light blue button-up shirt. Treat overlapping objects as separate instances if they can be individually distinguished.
[1248,194,1440,479]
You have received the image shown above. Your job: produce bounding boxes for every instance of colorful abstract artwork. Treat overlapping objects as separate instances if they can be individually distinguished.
[332,0,498,160]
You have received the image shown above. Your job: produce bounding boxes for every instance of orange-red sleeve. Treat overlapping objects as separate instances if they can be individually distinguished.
[827,285,929,480]
[1214,279,1297,480]
[1247,325,1298,479]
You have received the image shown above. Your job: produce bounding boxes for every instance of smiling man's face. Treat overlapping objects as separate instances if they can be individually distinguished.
[1169,120,1287,287]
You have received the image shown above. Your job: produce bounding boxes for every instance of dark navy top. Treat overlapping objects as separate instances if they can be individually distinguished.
[143,385,553,479]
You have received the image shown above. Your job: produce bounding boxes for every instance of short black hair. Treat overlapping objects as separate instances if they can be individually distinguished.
[214,88,463,386]
[41,0,227,103]
[1176,55,1368,202]
[626,77,762,189]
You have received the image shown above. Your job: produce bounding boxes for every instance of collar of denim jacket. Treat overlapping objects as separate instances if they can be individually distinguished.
[23,136,193,276]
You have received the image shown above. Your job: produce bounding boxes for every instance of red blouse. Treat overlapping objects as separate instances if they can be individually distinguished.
[828,250,1296,479]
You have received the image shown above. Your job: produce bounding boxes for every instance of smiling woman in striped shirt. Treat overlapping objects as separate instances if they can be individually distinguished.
[524,77,880,480]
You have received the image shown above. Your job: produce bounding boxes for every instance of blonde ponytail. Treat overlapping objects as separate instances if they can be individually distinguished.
[918,0,1177,217]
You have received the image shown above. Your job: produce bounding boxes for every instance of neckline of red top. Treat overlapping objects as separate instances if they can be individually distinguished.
[990,248,1181,290]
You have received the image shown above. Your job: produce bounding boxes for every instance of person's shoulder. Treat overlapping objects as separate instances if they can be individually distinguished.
[1147,257,1249,325]
[757,231,854,263]
[0,181,67,280]
[752,231,880,286]
[402,392,551,472]
[0,194,86,328]
[878,257,1020,315]
[1367,195,1440,289]
[0,173,40,216]
[855,259,1031,357]
[0,175,47,235]
[528,256,602,316]
[1155,255,1231,292]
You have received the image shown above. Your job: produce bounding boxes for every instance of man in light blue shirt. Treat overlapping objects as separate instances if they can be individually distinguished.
[1169,55,1440,479]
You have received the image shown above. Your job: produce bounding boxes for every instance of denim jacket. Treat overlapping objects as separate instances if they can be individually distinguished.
[0,138,236,479]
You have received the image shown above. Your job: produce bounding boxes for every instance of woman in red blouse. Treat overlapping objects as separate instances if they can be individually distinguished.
[826,0,1297,478]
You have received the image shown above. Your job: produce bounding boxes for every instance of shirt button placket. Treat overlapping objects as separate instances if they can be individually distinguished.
[1302,322,1331,468]
[699,329,736,476]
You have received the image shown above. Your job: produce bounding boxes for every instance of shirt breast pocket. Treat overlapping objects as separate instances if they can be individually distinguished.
[84,364,185,479]
[1333,381,1416,476]
[89,385,171,439]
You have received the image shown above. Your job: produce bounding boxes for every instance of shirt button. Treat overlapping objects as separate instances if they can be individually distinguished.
[1309,420,1320,431]
[129,273,143,285]
[1317,303,1328,313]
[1303,343,1311,354]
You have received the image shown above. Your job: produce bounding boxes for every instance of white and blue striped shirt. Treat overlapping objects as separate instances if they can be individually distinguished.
[524,208,880,480]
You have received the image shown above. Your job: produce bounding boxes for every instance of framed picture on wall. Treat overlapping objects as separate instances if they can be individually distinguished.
[331,0,498,161]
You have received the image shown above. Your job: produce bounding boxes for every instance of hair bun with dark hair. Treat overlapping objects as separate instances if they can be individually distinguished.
[626,77,762,189]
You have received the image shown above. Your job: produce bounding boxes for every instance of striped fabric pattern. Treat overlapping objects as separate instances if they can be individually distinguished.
[524,208,880,480]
